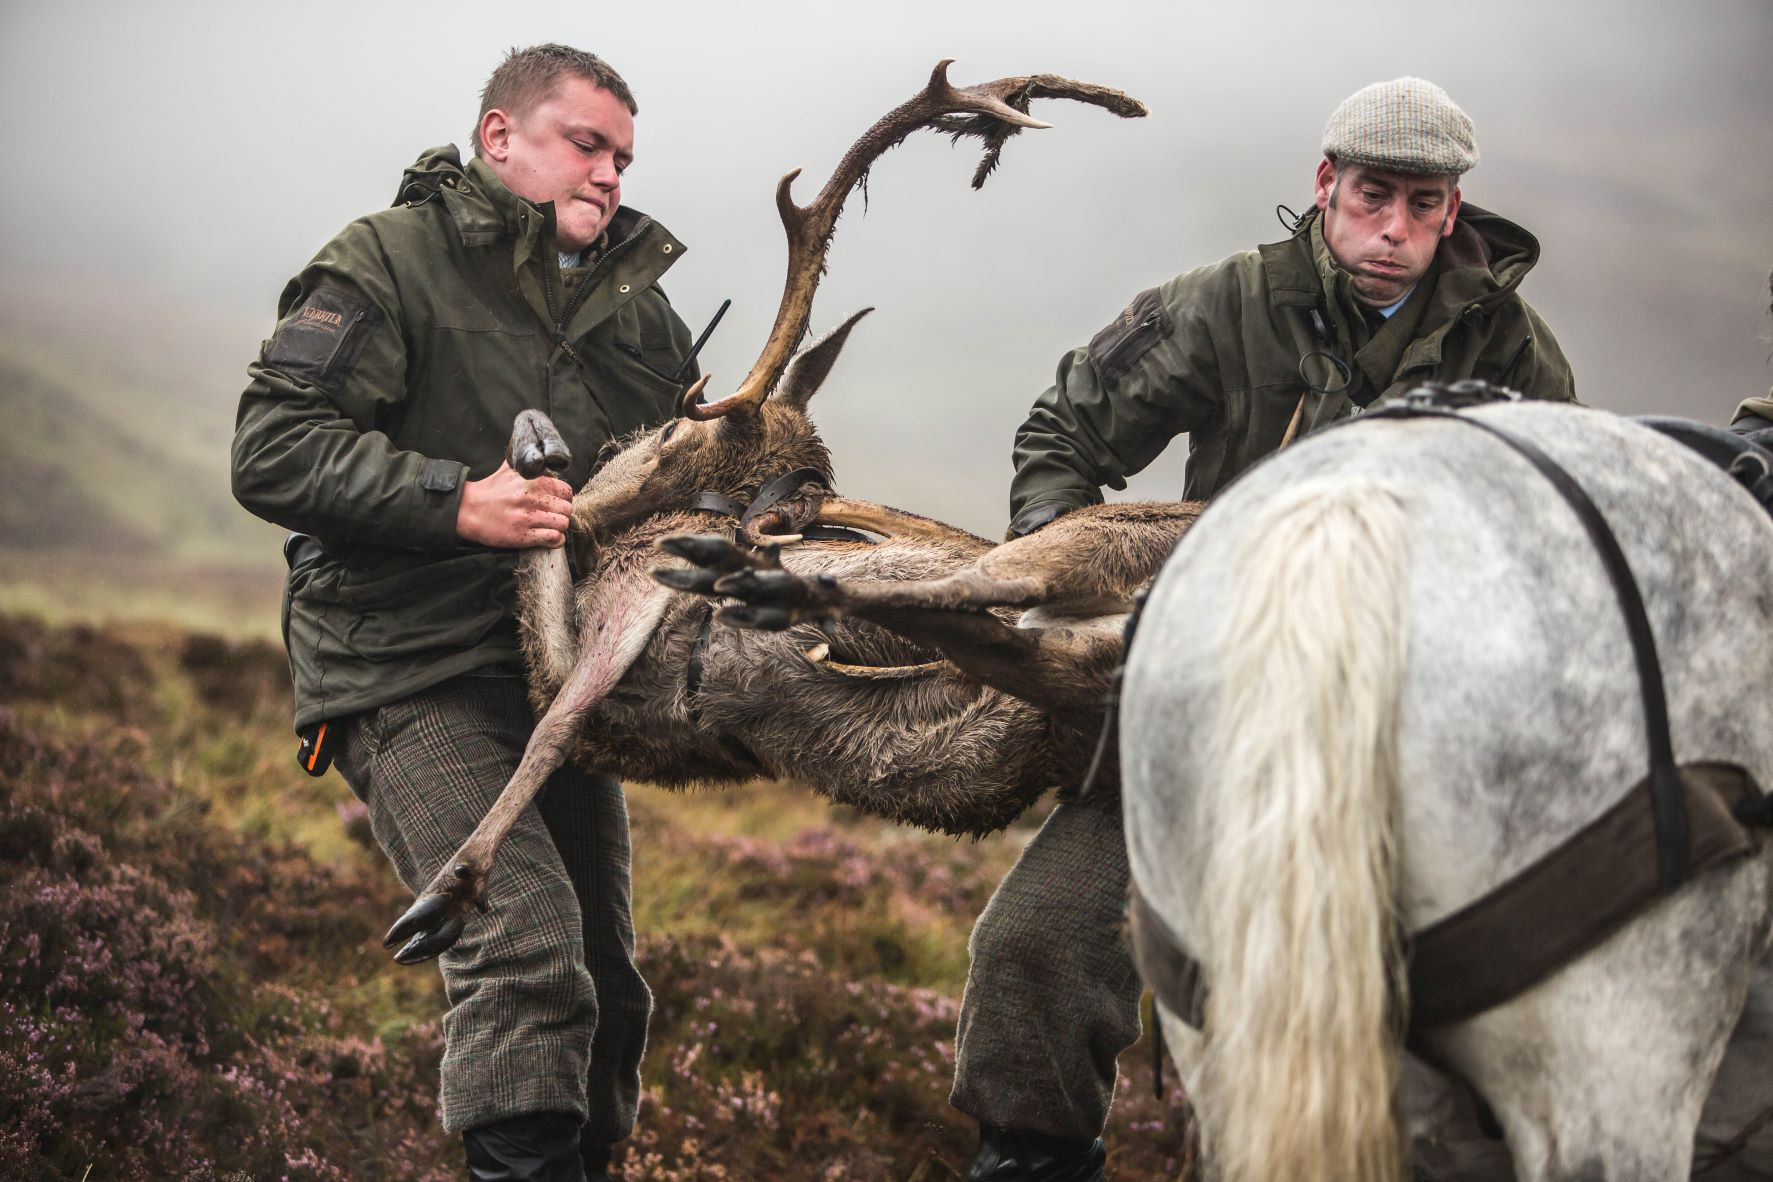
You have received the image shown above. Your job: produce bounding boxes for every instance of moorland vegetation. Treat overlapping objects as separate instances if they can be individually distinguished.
[0,612,1193,1179]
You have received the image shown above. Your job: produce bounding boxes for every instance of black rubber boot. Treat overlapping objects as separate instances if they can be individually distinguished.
[462,1111,588,1182]
[581,1138,614,1181]
[966,1122,1108,1182]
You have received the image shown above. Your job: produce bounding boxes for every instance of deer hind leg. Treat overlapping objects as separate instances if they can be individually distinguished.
[382,646,608,964]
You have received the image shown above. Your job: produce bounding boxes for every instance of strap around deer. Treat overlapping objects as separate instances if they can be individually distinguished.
[690,467,874,542]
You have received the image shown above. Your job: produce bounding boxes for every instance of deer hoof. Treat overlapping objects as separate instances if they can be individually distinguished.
[385,893,468,964]
[651,565,724,594]
[714,567,829,607]
[510,410,572,479]
[657,533,761,571]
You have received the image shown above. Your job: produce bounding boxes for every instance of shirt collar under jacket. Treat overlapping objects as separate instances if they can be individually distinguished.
[1375,288,1415,319]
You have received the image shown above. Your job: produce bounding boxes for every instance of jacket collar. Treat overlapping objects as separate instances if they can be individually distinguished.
[394,145,684,260]
[394,144,687,337]
[1259,202,1542,321]
[1259,202,1543,386]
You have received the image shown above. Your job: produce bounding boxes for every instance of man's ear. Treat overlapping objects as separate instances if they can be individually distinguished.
[1313,157,1337,212]
[1441,186,1463,239]
[479,109,513,163]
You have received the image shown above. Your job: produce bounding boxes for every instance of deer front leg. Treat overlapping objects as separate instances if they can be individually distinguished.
[510,411,579,693]
[655,530,1044,620]
[385,576,672,964]
[653,534,1124,714]
[653,534,834,628]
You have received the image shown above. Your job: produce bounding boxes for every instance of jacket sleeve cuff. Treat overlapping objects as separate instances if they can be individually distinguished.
[410,457,470,549]
[1006,498,1084,540]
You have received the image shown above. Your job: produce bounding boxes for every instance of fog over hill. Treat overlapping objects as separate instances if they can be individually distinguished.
[2,0,1769,543]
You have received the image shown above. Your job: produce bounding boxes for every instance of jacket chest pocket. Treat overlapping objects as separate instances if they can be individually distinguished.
[1465,337,1533,390]
[613,332,686,385]
[577,337,686,439]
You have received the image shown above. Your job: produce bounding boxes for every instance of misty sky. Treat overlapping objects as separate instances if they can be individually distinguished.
[2,0,1770,536]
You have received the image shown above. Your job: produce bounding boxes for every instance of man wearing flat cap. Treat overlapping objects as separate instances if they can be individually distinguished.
[951,78,1576,1180]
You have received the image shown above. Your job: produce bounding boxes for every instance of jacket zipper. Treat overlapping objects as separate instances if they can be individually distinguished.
[543,216,655,368]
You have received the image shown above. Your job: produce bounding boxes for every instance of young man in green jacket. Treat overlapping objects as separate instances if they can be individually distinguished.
[954,78,1577,1181]
[232,45,694,1182]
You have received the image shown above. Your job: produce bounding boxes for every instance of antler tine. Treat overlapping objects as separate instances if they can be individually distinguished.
[681,60,1147,422]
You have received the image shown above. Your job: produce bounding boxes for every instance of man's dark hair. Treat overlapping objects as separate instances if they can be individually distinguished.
[473,44,638,157]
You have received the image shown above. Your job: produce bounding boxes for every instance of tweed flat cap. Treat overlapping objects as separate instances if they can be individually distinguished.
[1322,77,1478,176]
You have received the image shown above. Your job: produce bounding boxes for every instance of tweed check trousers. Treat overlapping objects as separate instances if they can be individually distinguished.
[335,669,650,1137]
[950,794,1144,1138]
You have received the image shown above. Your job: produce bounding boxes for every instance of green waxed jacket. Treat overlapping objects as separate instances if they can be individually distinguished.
[1009,204,1576,527]
[232,145,694,728]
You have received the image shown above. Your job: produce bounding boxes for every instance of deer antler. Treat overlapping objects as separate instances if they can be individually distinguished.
[681,60,1148,421]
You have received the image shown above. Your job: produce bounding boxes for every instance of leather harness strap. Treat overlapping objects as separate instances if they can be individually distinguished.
[692,467,873,543]
[1367,402,1693,891]
[1128,390,1773,1035]
[1133,766,1767,1033]
[1407,762,1763,1026]
[681,468,876,724]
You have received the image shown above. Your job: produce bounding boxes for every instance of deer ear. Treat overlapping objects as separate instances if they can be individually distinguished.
[775,308,873,411]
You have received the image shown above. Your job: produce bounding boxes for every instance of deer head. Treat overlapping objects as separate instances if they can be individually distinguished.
[566,61,1148,543]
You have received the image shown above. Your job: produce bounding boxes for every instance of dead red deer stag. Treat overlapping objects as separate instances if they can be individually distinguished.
[384,61,1197,964]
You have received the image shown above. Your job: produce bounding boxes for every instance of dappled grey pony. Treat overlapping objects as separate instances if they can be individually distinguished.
[1122,398,1773,1180]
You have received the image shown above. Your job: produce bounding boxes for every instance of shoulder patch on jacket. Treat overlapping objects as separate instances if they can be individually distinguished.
[1087,287,1174,390]
[265,287,382,388]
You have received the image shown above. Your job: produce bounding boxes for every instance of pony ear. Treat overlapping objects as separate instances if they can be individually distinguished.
[775,308,873,412]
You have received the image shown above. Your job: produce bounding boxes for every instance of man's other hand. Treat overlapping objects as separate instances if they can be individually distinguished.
[456,462,573,548]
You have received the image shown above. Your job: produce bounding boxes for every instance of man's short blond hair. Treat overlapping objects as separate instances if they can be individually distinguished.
[473,44,637,158]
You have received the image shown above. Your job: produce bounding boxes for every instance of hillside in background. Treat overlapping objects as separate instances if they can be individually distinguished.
[0,613,1195,1180]
[0,298,281,563]
[0,302,287,636]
